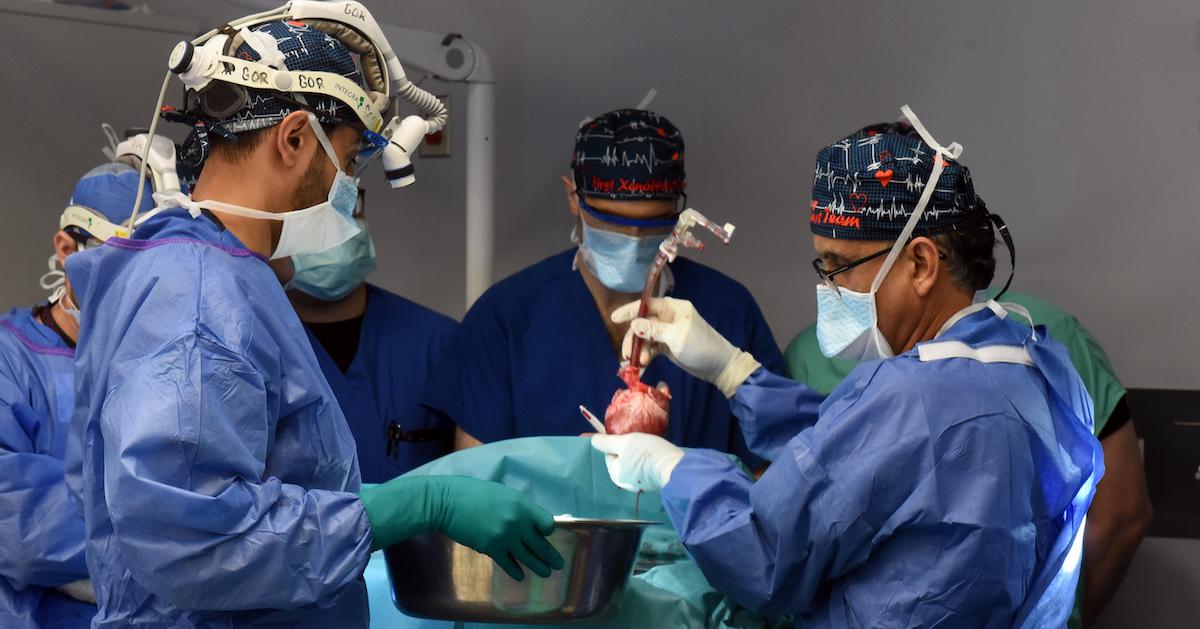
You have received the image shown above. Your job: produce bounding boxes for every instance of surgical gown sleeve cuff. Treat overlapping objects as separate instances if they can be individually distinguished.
[729,367,823,462]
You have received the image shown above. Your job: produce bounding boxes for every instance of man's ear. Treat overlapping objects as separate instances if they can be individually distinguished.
[908,236,942,298]
[562,175,581,218]
[52,231,78,268]
[275,110,316,169]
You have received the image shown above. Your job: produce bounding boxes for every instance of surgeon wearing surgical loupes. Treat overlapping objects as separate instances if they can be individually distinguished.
[67,6,560,628]
[593,107,1104,627]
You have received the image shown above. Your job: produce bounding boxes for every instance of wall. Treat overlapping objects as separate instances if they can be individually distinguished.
[0,0,1197,625]
[8,0,1198,388]
[381,0,1200,392]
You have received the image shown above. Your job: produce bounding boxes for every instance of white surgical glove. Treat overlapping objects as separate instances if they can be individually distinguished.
[612,297,761,397]
[57,579,96,604]
[591,433,686,493]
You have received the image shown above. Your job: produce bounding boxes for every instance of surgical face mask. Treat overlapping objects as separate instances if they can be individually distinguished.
[60,290,81,323]
[154,114,361,260]
[578,220,667,293]
[815,281,894,360]
[289,218,376,301]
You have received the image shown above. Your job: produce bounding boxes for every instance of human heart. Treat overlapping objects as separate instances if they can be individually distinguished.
[604,364,671,436]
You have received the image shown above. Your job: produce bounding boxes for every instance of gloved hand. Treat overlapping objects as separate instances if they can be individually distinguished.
[591,433,686,492]
[359,476,564,581]
[611,297,761,397]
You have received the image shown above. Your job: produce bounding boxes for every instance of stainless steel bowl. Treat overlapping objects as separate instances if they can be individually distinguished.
[385,516,657,624]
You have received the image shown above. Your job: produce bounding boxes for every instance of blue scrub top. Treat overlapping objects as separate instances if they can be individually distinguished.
[306,284,457,483]
[66,208,373,628]
[0,306,95,629]
[422,249,783,468]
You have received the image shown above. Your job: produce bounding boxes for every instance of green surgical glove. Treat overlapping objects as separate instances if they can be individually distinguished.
[358,475,564,581]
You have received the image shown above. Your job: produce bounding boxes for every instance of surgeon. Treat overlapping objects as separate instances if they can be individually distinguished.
[423,108,783,464]
[592,108,1104,627]
[0,163,149,629]
[66,16,560,629]
[783,123,1153,628]
[283,191,458,482]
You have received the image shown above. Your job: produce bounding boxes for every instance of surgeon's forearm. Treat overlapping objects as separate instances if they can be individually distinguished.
[661,448,834,617]
[454,427,484,451]
[660,450,778,613]
[112,479,373,611]
[728,367,823,462]
[1082,421,1153,623]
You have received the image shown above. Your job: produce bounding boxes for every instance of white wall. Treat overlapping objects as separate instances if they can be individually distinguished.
[1,0,1197,625]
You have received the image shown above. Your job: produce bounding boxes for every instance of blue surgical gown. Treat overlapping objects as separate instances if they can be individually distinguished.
[660,306,1104,627]
[422,249,782,468]
[0,307,95,628]
[306,284,456,483]
[65,208,373,628]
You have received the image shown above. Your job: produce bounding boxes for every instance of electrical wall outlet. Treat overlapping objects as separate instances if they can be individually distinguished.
[419,95,451,158]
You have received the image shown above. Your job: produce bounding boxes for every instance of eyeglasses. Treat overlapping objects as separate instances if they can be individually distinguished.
[811,246,893,296]
[812,240,947,296]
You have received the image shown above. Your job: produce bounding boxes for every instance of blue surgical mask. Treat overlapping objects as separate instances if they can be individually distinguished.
[289,218,376,301]
[578,220,666,293]
[815,283,893,360]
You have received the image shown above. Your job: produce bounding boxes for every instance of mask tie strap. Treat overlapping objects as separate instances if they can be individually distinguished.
[304,111,344,172]
[868,105,964,294]
[39,254,66,303]
[151,190,203,219]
